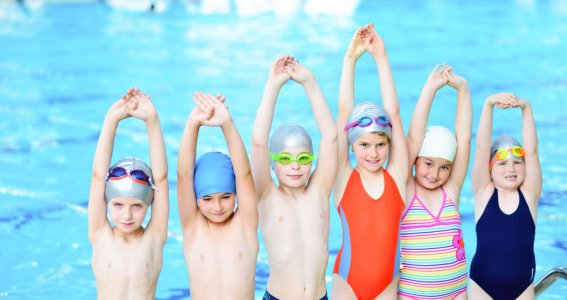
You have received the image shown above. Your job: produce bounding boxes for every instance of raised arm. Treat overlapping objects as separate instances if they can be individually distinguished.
[177,93,214,231]
[251,56,293,199]
[195,92,259,228]
[363,24,408,190]
[472,93,516,194]
[517,98,542,199]
[124,89,169,242]
[337,27,366,170]
[407,65,449,174]
[289,61,338,196]
[445,69,472,197]
[88,95,130,243]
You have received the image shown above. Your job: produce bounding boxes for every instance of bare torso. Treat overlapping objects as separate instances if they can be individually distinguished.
[259,188,329,299]
[91,228,163,300]
[184,213,258,300]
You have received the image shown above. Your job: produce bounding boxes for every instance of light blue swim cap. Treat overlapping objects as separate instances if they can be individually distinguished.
[105,156,154,206]
[194,152,236,199]
[346,102,391,145]
[268,124,313,169]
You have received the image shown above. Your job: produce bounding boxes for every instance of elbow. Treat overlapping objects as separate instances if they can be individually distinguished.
[152,171,168,185]
[323,129,338,144]
[92,169,107,181]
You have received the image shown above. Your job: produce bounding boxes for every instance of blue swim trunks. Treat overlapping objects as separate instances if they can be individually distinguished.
[263,290,328,300]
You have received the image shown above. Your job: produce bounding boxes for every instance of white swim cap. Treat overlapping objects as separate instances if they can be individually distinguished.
[418,126,457,163]
[346,102,392,145]
[105,156,155,206]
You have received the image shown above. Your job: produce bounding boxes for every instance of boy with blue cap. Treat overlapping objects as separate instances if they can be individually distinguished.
[177,92,258,299]
[251,56,337,299]
[89,88,169,300]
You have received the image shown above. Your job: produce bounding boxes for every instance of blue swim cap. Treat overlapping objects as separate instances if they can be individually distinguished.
[194,152,236,199]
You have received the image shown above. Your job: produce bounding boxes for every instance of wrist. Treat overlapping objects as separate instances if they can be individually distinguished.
[145,114,160,126]
[456,84,469,93]
[221,119,235,130]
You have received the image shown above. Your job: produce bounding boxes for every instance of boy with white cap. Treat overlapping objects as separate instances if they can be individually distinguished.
[177,92,258,299]
[89,88,169,300]
[251,55,337,299]
[399,65,472,299]
[469,93,541,299]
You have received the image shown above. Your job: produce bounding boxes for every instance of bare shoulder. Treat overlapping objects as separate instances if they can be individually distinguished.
[333,167,353,207]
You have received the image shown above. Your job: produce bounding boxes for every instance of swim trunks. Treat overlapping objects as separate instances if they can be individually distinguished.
[262,290,328,300]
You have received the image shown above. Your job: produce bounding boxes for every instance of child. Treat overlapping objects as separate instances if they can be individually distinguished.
[177,92,258,299]
[399,65,472,299]
[332,24,408,300]
[251,56,337,299]
[469,93,541,300]
[88,88,169,300]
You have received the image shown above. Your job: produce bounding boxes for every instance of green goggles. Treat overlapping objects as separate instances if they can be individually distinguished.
[270,152,315,165]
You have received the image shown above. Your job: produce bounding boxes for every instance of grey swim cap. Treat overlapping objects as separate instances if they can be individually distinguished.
[490,135,524,163]
[105,156,155,206]
[268,124,313,168]
[346,102,391,145]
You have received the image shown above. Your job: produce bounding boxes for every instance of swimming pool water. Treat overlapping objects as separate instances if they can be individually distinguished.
[1,0,566,298]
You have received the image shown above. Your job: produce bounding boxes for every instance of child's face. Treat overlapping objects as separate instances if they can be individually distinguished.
[273,146,313,189]
[198,192,236,223]
[108,197,148,233]
[414,156,452,190]
[490,159,526,190]
[352,132,389,173]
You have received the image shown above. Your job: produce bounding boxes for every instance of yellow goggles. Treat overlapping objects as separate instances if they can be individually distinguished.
[489,146,525,168]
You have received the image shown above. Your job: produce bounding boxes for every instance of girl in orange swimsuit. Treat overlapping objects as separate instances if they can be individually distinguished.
[332,24,408,300]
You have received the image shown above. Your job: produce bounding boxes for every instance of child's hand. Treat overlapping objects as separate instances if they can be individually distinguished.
[288,60,314,85]
[444,66,468,91]
[345,27,366,62]
[106,95,130,121]
[425,64,448,92]
[193,92,231,127]
[124,88,158,122]
[268,55,293,88]
[360,24,386,58]
[486,92,518,109]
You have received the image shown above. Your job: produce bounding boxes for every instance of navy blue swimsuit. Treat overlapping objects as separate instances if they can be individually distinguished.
[470,189,536,300]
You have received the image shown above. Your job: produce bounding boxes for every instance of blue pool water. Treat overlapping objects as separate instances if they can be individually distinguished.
[1,0,566,298]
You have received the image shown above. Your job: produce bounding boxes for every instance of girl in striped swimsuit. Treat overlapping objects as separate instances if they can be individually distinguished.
[399,65,472,299]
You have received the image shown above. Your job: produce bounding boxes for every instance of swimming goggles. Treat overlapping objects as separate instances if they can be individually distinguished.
[270,152,315,165]
[106,166,157,189]
[344,116,391,131]
[489,146,525,168]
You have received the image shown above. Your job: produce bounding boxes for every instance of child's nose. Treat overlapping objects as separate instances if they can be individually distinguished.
[290,161,300,169]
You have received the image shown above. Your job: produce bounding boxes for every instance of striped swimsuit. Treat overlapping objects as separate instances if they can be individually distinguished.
[398,187,468,299]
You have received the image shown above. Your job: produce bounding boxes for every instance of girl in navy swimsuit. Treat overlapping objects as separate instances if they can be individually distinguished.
[470,93,542,300]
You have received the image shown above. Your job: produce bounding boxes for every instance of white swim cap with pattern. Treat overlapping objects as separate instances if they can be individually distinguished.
[418,126,457,163]
[105,156,155,206]
[269,124,313,168]
[346,102,392,145]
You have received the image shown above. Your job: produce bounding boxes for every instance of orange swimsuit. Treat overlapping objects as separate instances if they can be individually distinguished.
[333,169,405,300]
